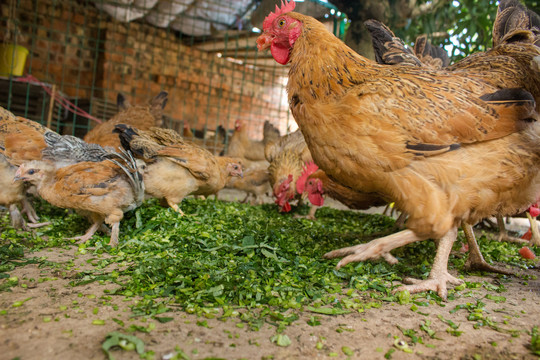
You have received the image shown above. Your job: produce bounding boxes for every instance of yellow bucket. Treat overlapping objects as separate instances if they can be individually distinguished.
[0,44,29,76]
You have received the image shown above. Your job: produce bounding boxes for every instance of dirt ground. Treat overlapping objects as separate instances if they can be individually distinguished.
[1,191,540,360]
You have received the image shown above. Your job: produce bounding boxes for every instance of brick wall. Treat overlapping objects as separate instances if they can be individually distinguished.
[1,0,289,140]
[5,1,100,99]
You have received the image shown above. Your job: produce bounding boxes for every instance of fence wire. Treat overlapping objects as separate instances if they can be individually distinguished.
[0,0,346,153]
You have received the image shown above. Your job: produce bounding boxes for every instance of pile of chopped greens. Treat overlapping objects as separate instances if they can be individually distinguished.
[0,197,536,328]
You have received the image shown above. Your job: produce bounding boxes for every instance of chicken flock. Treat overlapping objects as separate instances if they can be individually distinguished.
[1,0,540,300]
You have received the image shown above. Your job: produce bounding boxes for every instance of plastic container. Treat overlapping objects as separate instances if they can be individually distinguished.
[0,43,29,76]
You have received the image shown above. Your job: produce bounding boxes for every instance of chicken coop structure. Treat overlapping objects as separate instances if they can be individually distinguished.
[0,0,346,154]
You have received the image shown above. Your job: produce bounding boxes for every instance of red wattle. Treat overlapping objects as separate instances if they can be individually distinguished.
[271,43,290,65]
[282,201,291,212]
[308,193,324,207]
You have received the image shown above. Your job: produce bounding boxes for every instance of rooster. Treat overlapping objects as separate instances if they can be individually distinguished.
[258,0,540,299]
[265,130,319,216]
[266,128,393,218]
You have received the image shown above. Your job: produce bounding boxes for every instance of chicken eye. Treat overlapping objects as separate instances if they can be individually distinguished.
[278,18,286,27]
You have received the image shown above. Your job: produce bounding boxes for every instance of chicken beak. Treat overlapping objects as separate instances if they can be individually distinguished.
[13,167,24,183]
[257,33,272,51]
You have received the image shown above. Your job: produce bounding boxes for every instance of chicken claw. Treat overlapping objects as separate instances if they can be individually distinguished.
[323,230,425,267]
[393,227,461,300]
[26,221,52,228]
[169,204,186,216]
[397,272,463,301]
[21,198,40,224]
[167,200,186,216]
[68,221,102,244]
[462,222,515,275]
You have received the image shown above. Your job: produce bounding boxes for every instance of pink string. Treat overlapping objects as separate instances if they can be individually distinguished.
[15,75,103,124]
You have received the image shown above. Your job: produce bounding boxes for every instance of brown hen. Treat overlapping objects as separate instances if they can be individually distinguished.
[258,0,540,298]
[14,148,143,246]
[114,124,243,215]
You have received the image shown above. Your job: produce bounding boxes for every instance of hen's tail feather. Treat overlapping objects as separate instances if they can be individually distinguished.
[263,120,281,145]
[42,132,111,164]
[493,0,540,47]
[364,19,421,67]
[114,123,168,159]
[413,35,450,69]
[113,123,141,156]
[105,148,145,208]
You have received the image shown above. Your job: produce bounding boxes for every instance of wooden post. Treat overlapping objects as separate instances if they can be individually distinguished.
[46,84,56,129]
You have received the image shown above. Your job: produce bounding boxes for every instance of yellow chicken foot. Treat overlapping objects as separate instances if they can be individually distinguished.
[68,221,102,243]
[19,198,51,228]
[496,214,528,244]
[462,223,514,275]
[323,229,426,267]
[168,200,185,216]
[26,221,52,228]
[526,212,540,246]
[21,197,40,223]
[395,227,463,300]
[108,222,120,247]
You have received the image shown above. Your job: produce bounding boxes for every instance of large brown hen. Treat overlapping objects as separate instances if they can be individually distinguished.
[258,0,540,298]
[364,19,519,274]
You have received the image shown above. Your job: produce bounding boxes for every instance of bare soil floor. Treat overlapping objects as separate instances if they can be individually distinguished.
[1,191,539,360]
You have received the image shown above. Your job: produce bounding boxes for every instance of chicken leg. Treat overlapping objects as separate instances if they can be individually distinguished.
[525,212,540,246]
[462,222,514,275]
[109,222,120,247]
[167,199,185,216]
[395,227,463,300]
[496,214,528,244]
[323,229,426,267]
[21,197,39,224]
[8,204,24,229]
[20,198,51,228]
[69,220,103,243]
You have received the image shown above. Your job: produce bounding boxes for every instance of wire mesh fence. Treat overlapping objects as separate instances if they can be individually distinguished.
[0,0,346,154]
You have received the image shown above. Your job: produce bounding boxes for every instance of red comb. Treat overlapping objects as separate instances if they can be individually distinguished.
[296,161,318,194]
[263,0,296,31]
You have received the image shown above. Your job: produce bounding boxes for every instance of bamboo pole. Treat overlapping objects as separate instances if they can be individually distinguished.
[46,84,56,129]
